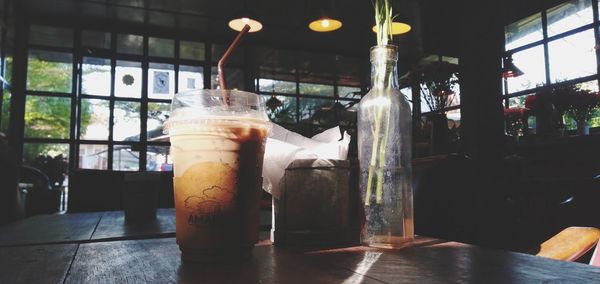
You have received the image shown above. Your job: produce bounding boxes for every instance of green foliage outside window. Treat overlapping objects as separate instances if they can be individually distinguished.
[21,56,92,163]
[1,57,12,133]
[27,56,72,93]
[1,91,9,133]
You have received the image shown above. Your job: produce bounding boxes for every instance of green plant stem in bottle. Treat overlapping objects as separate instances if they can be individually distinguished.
[358,45,414,248]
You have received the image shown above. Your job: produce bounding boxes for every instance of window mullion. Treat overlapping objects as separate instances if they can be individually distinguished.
[72,28,81,169]
[140,36,149,171]
[542,10,551,85]
[107,32,117,170]
[592,0,600,86]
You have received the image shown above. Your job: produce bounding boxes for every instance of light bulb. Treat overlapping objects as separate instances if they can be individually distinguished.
[321,19,330,28]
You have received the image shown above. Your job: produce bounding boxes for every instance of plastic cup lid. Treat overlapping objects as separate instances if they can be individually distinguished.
[163,89,270,135]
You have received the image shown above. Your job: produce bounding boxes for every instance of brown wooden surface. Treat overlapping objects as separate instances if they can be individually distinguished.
[3,213,600,283]
[0,212,103,246]
[91,208,175,241]
[0,243,77,283]
[66,238,381,284]
[306,242,600,283]
[60,238,600,283]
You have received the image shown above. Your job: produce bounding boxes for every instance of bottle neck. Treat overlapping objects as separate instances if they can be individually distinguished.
[370,59,399,89]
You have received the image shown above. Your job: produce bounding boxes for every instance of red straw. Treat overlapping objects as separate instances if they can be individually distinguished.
[218,24,251,106]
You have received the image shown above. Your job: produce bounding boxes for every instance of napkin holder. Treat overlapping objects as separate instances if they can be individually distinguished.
[273,158,360,247]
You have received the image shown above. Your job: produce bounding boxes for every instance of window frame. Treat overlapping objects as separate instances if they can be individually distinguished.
[502,0,600,133]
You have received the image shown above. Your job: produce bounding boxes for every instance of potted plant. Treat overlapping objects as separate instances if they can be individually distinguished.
[503,107,530,139]
[563,89,600,135]
[525,88,561,136]
[534,83,600,136]
[404,60,460,154]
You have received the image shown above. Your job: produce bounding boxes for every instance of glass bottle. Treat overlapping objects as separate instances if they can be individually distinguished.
[357,45,413,248]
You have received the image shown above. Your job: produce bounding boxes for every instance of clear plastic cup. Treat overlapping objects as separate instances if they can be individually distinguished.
[163,89,270,262]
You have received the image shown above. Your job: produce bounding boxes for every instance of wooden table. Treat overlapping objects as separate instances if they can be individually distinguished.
[2,211,600,283]
[0,208,175,246]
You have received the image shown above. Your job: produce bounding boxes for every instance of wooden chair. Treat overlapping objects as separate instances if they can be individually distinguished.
[67,169,125,213]
[20,165,61,216]
[412,154,475,243]
[0,132,24,224]
[68,169,174,213]
[536,227,600,264]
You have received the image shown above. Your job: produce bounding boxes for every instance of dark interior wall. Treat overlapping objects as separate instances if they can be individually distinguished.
[7,0,26,172]
[457,0,506,162]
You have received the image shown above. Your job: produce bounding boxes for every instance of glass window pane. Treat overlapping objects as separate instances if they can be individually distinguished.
[113,145,139,171]
[508,94,533,108]
[547,0,593,37]
[115,60,142,98]
[81,57,111,96]
[4,56,12,85]
[447,108,461,125]
[299,83,334,97]
[505,13,543,51]
[149,63,175,99]
[116,6,144,23]
[212,43,243,64]
[148,11,176,28]
[178,65,203,92]
[419,80,460,112]
[258,79,296,94]
[1,90,10,133]
[113,101,141,141]
[29,25,73,48]
[180,41,205,61]
[339,99,359,112]
[27,50,72,93]
[447,92,461,108]
[23,143,69,173]
[149,37,174,58]
[338,86,362,99]
[117,34,143,55]
[506,45,546,93]
[589,109,600,128]
[211,67,244,90]
[299,97,333,120]
[147,102,170,138]
[548,29,596,82]
[576,79,599,92]
[147,145,171,171]
[82,30,111,49]
[24,96,71,139]
[80,98,109,140]
[78,144,108,170]
[420,93,432,113]
[562,81,599,130]
[400,87,412,111]
[564,115,577,131]
[262,94,297,124]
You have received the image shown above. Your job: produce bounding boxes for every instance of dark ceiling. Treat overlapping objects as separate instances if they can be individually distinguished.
[23,0,567,69]
[25,0,423,62]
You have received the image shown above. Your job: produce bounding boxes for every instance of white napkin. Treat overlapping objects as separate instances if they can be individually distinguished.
[262,123,350,198]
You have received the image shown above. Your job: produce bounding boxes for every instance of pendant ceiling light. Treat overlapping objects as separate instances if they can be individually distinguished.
[266,94,283,111]
[308,0,342,32]
[229,0,263,32]
[265,79,282,111]
[371,22,411,35]
[502,54,524,78]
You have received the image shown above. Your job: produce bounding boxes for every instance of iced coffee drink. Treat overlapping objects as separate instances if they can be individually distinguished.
[164,89,270,262]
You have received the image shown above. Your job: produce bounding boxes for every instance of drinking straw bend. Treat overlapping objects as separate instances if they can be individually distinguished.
[218,24,251,105]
